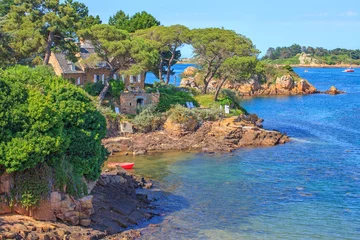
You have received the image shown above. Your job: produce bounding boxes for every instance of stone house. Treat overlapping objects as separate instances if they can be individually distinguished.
[49,40,159,115]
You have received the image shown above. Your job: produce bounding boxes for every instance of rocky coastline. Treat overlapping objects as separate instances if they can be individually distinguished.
[0,168,156,240]
[104,115,290,156]
[180,66,319,97]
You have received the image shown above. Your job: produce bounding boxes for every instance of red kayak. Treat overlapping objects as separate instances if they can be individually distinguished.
[108,162,135,170]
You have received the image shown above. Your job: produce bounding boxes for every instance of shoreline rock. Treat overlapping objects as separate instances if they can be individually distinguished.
[0,168,156,239]
[104,116,290,155]
[180,67,318,97]
[323,86,345,95]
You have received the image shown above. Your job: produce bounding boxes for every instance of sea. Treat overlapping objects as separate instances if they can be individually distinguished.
[110,67,360,239]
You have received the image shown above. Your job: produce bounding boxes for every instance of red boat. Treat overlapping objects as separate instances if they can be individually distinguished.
[108,162,135,169]
[344,68,355,72]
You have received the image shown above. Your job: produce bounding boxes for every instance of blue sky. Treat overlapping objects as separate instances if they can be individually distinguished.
[85,0,360,58]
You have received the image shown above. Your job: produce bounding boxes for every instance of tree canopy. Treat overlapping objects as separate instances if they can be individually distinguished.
[109,10,160,33]
[133,25,191,83]
[263,44,360,61]
[1,0,101,65]
[191,28,258,93]
[80,24,159,77]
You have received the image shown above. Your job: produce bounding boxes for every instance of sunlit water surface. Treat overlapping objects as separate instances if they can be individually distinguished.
[109,67,360,239]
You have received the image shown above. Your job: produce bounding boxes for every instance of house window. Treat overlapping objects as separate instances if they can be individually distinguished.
[102,74,105,84]
[130,75,134,84]
[94,74,100,83]
[113,74,117,80]
[136,98,144,107]
[77,77,81,85]
[121,75,125,82]
[137,74,142,83]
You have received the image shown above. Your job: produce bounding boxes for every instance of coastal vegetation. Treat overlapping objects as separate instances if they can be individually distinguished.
[0,66,107,206]
[0,0,309,214]
[262,44,360,65]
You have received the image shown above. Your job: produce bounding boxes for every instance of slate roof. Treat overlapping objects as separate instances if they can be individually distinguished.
[54,53,84,74]
[53,40,110,73]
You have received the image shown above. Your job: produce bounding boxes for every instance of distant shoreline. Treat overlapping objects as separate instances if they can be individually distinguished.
[289,64,360,68]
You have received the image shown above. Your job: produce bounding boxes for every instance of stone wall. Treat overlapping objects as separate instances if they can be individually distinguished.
[120,92,160,115]
[123,72,146,89]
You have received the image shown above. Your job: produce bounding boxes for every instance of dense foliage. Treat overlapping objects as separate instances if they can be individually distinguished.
[0,66,108,198]
[190,28,258,94]
[109,10,160,33]
[109,79,125,98]
[134,25,191,83]
[147,84,199,112]
[132,105,163,133]
[1,0,101,65]
[263,44,360,65]
[84,81,105,96]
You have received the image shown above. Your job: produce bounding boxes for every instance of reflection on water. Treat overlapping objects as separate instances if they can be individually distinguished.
[108,151,197,181]
[109,68,360,239]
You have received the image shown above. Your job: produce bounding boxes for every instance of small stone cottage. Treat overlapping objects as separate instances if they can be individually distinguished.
[49,40,159,115]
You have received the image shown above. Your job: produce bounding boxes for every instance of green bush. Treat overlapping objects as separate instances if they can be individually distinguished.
[132,105,163,133]
[148,85,199,112]
[283,65,294,72]
[167,105,222,123]
[109,79,125,98]
[0,66,108,202]
[84,81,105,96]
[166,105,198,124]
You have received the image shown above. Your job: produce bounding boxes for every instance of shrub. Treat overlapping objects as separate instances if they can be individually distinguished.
[0,66,108,202]
[84,81,105,96]
[283,65,294,72]
[193,107,223,121]
[109,79,125,98]
[166,105,198,124]
[167,105,222,123]
[132,105,163,133]
[154,85,199,112]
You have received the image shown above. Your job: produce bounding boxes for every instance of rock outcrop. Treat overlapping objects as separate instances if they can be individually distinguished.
[325,86,345,95]
[298,52,319,65]
[0,174,94,226]
[104,116,289,155]
[182,66,197,76]
[180,66,318,96]
[163,116,199,137]
[0,168,155,239]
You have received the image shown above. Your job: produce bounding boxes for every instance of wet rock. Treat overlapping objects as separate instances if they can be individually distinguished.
[133,149,147,155]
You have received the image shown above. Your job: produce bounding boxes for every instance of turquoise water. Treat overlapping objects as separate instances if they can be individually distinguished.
[145,63,194,86]
[131,67,360,239]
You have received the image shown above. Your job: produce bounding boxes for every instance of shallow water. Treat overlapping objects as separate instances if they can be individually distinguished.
[110,67,360,239]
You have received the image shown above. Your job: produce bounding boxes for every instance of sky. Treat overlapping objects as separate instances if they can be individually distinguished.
[84,0,360,58]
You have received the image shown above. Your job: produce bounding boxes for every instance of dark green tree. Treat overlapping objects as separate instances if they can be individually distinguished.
[109,10,160,33]
[2,0,101,65]
[134,25,191,84]
[191,28,258,93]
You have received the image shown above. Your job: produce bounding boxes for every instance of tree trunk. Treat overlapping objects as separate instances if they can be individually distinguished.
[165,47,177,84]
[202,80,210,94]
[98,68,118,104]
[158,58,164,83]
[214,77,228,101]
[43,31,54,65]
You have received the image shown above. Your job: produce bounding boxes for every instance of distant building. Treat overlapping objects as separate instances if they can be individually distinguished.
[49,40,159,115]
